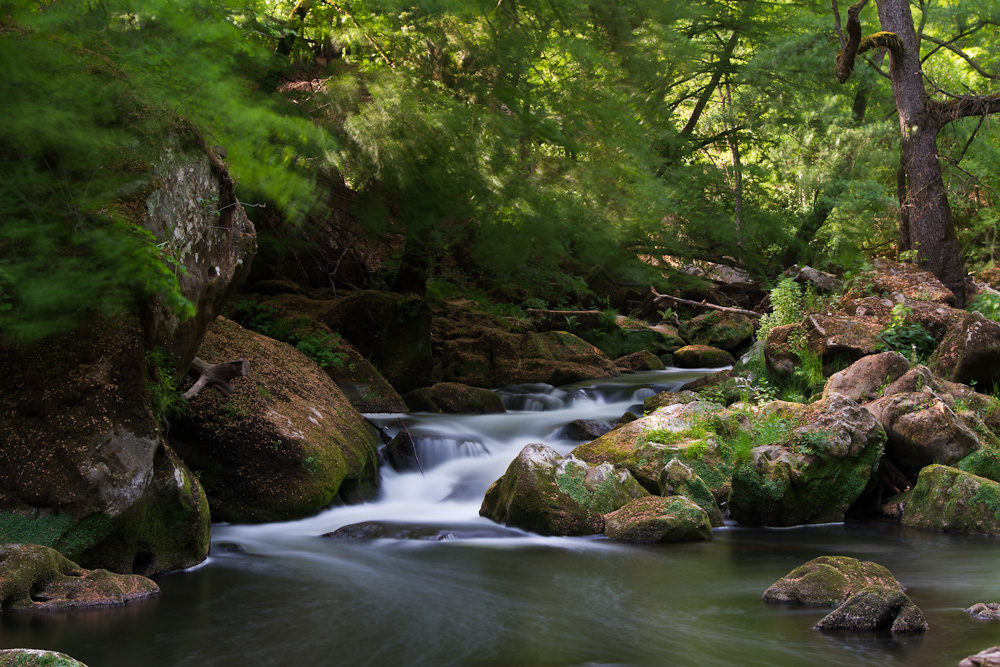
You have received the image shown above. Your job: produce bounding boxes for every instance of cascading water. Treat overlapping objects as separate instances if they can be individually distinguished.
[3,368,999,667]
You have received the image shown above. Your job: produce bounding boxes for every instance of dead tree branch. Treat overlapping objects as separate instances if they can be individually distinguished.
[650,287,762,319]
[183,357,249,400]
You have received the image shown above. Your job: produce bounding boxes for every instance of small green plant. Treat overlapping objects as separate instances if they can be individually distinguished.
[757,278,804,342]
[229,300,349,370]
[898,249,921,263]
[294,331,348,369]
[146,347,186,428]
[563,314,580,331]
[878,304,937,363]
[970,291,1000,322]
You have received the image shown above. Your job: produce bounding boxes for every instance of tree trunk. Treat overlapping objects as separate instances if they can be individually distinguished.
[875,0,966,304]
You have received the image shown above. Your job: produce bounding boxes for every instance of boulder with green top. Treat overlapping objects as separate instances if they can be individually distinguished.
[673,345,735,368]
[813,586,927,633]
[170,317,382,523]
[658,459,724,526]
[729,393,885,526]
[762,555,901,606]
[603,495,712,543]
[0,650,89,667]
[479,444,648,536]
[0,543,158,613]
[902,465,1000,535]
[678,311,754,352]
[613,350,665,372]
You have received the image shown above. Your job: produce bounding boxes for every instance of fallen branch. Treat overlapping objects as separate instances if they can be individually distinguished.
[182,357,249,400]
[650,287,762,319]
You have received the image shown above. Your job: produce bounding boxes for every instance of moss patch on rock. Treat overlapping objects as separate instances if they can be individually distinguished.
[902,464,1000,534]
[603,496,712,543]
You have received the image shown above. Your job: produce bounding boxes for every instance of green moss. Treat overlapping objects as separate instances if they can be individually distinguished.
[0,650,89,667]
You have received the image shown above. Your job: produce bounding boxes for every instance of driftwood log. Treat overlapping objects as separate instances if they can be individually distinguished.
[182,357,249,400]
[650,287,762,319]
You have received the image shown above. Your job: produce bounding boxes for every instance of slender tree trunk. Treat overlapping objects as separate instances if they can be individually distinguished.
[875,0,966,303]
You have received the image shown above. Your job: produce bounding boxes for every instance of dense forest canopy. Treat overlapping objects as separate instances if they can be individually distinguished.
[1,0,998,340]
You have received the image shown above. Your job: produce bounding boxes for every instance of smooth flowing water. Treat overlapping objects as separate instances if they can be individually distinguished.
[4,369,1000,666]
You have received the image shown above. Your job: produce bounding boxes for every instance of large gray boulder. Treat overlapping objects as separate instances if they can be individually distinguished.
[480,444,648,536]
[929,311,1000,386]
[822,352,910,403]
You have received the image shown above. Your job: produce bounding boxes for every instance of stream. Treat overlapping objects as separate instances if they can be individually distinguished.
[3,369,1000,666]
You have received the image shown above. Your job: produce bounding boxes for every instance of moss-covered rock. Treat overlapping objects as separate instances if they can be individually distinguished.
[673,345,735,368]
[573,401,741,500]
[678,311,754,352]
[728,394,885,526]
[902,465,1000,535]
[0,543,158,613]
[658,459,724,526]
[641,390,700,413]
[822,352,910,403]
[0,317,210,576]
[402,382,506,414]
[479,444,648,536]
[170,317,381,523]
[762,555,900,606]
[603,495,712,543]
[0,650,89,667]
[813,586,927,633]
[613,350,665,372]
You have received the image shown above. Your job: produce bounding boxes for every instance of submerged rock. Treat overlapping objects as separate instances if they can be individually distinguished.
[967,603,1000,621]
[0,543,158,613]
[902,465,1000,535]
[479,444,648,536]
[0,650,89,667]
[323,521,525,541]
[603,496,712,543]
[960,647,1000,667]
[555,419,613,441]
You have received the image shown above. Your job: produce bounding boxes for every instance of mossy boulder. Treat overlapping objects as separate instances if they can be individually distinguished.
[613,350,666,372]
[402,382,506,414]
[678,311,754,352]
[902,465,1000,535]
[0,543,158,613]
[573,401,743,500]
[813,586,927,633]
[170,317,382,523]
[641,390,700,413]
[763,555,926,634]
[929,311,1000,387]
[603,496,712,543]
[762,555,901,606]
[728,394,885,526]
[960,647,1000,667]
[822,352,910,403]
[0,317,210,576]
[479,444,648,536]
[658,459,724,526]
[673,345,735,368]
[0,650,89,667]
[866,392,982,477]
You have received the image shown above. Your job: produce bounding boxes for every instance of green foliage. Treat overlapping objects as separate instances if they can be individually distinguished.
[146,347,187,427]
[877,304,937,363]
[230,300,348,369]
[970,291,1000,322]
[757,278,805,342]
